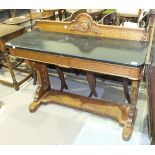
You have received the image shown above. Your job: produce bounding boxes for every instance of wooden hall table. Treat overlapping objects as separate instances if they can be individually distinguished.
[6,13,149,140]
[0,24,32,90]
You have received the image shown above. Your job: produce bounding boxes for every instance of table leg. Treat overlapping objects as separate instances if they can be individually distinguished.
[55,66,68,91]
[25,60,37,85]
[32,70,37,85]
[86,71,98,97]
[123,78,131,103]
[28,61,51,112]
[0,40,19,90]
[122,80,139,140]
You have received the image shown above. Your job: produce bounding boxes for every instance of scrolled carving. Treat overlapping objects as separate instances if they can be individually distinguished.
[68,13,102,34]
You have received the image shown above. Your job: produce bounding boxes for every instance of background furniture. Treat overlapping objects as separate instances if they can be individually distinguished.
[63,9,87,21]
[42,9,67,21]
[65,9,107,22]
[2,10,55,81]
[98,10,117,25]
[0,9,31,22]
[26,11,55,28]
[116,9,141,25]
[87,9,106,21]
[0,24,32,90]
[0,9,10,22]
[3,16,31,31]
[3,10,55,30]
[120,9,150,30]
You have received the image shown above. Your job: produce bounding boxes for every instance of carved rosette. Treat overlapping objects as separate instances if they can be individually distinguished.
[68,13,102,34]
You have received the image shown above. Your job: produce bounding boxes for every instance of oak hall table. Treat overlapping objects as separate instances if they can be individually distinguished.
[6,13,149,140]
[0,23,32,90]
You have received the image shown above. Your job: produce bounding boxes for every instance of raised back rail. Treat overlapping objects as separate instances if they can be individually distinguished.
[34,13,149,42]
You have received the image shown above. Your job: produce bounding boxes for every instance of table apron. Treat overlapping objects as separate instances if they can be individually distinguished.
[10,48,142,80]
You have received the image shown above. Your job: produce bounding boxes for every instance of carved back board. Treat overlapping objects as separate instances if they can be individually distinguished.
[34,13,149,42]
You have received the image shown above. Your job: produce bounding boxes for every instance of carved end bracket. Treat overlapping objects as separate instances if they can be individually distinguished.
[67,13,102,34]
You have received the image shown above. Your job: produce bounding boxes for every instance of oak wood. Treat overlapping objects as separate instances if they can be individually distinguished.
[27,61,51,102]
[25,58,141,140]
[7,13,146,140]
[9,48,142,80]
[29,89,130,125]
[122,80,139,140]
[34,13,149,42]
[27,61,130,125]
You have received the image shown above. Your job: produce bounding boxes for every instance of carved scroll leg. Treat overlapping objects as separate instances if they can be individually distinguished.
[32,70,37,85]
[86,71,98,97]
[25,60,37,85]
[122,80,139,140]
[55,66,68,91]
[28,61,51,112]
[123,78,131,104]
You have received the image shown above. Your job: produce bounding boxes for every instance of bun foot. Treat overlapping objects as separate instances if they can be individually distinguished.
[28,101,41,112]
[122,124,133,141]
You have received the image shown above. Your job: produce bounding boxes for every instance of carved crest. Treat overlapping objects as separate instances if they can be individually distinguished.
[67,13,102,34]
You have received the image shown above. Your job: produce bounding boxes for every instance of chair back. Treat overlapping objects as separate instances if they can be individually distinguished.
[98,11,117,25]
